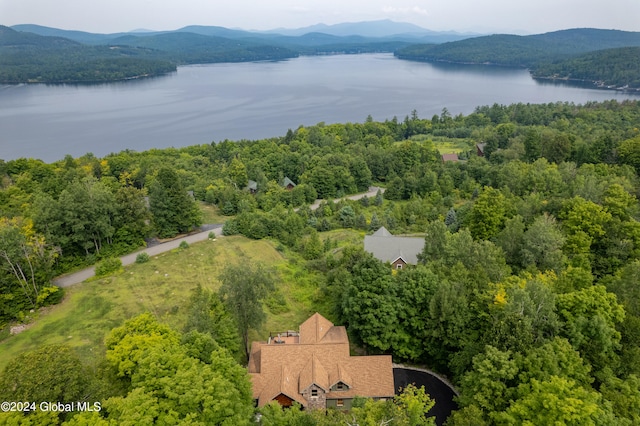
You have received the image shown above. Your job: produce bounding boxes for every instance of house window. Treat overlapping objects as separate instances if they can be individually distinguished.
[396,263,403,269]
[336,383,344,390]
[311,389,318,399]
[337,399,344,407]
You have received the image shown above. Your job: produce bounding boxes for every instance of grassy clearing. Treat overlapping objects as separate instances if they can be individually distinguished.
[397,134,473,154]
[432,138,474,154]
[321,229,366,247]
[0,235,327,371]
[199,202,231,224]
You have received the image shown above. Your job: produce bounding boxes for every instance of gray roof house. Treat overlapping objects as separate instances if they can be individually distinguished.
[364,226,425,269]
[246,180,258,193]
[281,177,297,190]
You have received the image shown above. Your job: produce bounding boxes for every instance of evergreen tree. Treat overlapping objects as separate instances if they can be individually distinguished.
[148,167,202,238]
[369,212,382,231]
[375,188,384,206]
[445,208,458,230]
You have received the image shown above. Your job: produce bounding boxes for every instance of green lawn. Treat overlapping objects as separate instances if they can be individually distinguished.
[199,202,231,224]
[432,138,474,154]
[0,235,324,371]
[396,134,474,154]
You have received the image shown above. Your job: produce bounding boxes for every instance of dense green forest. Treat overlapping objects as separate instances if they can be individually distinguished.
[105,32,298,64]
[0,26,298,84]
[533,47,640,89]
[396,28,640,89]
[0,26,177,83]
[2,100,640,424]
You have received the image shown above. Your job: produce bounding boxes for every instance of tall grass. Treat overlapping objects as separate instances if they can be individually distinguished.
[0,235,319,370]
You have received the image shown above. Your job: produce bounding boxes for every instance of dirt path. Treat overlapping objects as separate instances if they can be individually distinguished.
[52,186,384,288]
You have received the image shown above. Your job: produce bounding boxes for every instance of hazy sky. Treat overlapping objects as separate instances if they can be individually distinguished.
[2,0,639,34]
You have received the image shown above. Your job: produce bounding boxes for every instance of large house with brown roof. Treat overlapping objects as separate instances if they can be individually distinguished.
[248,313,395,410]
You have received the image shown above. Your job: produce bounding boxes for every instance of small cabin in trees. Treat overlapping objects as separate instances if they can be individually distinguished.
[476,142,487,157]
[248,313,394,410]
[246,180,258,194]
[281,177,297,190]
[364,226,425,269]
[441,153,459,163]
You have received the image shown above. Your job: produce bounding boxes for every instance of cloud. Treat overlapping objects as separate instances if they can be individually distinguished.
[382,6,430,16]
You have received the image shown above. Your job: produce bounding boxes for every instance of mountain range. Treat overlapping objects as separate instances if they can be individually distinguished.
[10,20,476,45]
[2,21,640,88]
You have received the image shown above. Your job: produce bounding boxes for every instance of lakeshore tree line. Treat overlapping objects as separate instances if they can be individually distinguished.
[1,99,640,423]
[396,28,640,89]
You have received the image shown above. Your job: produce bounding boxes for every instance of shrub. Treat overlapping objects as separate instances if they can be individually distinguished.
[95,257,122,277]
[36,286,64,307]
[222,219,239,236]
[265,290,290,315]
[179,241,190,249]
[135,252,150,264]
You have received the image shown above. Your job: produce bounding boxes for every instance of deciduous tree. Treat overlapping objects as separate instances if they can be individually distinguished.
[219,263,275,361]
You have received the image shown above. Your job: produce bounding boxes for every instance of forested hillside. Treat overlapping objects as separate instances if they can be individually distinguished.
[106,32,298,64]
[0,26,177,83]
[533,46,640,88]
[2,100,640,424]
[397,28,640,89]
[0,25,406,83]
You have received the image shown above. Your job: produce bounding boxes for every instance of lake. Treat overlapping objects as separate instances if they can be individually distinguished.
[1,53,638,162]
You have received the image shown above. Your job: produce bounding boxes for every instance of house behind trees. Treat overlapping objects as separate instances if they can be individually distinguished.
[364,226,425,269]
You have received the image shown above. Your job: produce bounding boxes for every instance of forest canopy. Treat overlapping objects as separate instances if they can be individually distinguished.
[2,99,640,424]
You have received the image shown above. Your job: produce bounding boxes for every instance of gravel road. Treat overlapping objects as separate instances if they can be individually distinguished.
[52,186,384,288]
[53,225,223,288]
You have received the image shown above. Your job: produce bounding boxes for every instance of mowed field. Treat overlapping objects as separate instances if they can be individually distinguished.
[0,233,334,371]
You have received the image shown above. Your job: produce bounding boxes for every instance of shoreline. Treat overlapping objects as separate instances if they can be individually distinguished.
[532,75,640,92]
[396,55,640,93]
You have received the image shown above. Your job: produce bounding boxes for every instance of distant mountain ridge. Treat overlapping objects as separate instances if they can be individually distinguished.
[11,20,476,44]
[259,19,474,38]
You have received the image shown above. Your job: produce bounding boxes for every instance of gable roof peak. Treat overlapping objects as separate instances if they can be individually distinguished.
[299,353,330,392]
[372,226,392,237]
[299,313,334,344]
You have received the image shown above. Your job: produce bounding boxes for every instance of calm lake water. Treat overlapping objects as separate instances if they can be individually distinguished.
[1,53,638,162]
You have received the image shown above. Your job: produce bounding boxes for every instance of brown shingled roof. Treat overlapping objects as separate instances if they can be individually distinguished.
[299,312,336,344]
[299,353,330,392]
[257,364,307,407]
[330,363,353,389]
[248,313,395,408]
